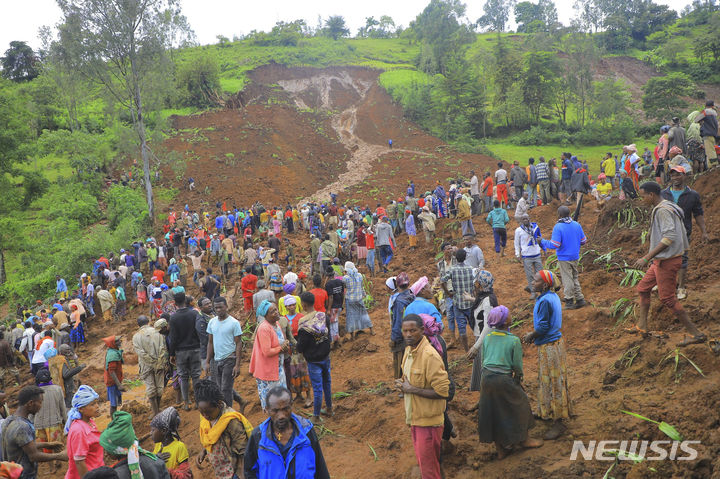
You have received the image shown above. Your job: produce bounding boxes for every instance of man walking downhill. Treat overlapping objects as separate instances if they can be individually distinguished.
[660,165,709,301]
[626,181,707,347]
[206,296,247,413]
[515,214,544,299]
[541,206,587,310]
[395,314,450,479]
[376,217,396,274]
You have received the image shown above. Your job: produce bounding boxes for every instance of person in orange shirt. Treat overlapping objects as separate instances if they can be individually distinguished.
[481,172,494,214]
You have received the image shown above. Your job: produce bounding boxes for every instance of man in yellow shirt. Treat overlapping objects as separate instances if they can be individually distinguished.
[601,153,616,188]
[395,314,450,479]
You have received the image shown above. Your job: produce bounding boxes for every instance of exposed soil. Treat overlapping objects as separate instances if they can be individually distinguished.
[23,66,720,479]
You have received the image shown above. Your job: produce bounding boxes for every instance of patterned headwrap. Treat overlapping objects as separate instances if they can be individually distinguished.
[474,270,494,292]
[420,314,443,355]
[538,270,555,288]
[487,305,510,328]
[668,145,682,157]
[396,272,410,288]
[64,385,100,433]
[150,407,181,440]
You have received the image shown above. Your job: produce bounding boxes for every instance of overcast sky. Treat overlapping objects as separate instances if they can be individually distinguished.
[2,0,693,52]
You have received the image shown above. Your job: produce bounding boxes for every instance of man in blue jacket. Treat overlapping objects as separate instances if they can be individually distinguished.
[541,206,587,309]
[244,386,330,479]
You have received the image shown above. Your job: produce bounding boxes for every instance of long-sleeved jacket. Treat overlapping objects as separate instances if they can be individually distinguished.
[390,289,415,343]
[376,222,395,247]
[401,336,450,427]
[514,223,543,258]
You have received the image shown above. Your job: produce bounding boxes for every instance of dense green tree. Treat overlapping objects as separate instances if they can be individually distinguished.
[176,53,221,107]
[490,35,524,127]
[56,0,192,224]
[562,33,597,127]
[521,51,558,123]
[413,0,475,74]
[642,72,695,120]
[324,16,350,40]
[514,0,558,32]
[592,78,631,124]
[694,13,720,62]
[1,41,39,82]
[477,0,517,31]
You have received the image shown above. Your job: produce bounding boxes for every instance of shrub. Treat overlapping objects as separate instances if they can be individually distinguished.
[105,185,150,230]
[176,53,221,108]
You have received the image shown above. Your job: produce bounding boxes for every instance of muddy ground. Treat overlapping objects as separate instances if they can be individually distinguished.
[19,66,720,479]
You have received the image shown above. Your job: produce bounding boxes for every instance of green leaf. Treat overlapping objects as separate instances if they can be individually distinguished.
[658,422,683,441]
[620,410,659,425]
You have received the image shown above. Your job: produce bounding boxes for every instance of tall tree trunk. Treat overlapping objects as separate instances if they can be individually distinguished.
[130,52,154,225]
[0,248,6,286]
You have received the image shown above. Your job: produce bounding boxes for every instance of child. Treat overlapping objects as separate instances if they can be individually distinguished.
[102,336,124,416]
[152,407,192,479]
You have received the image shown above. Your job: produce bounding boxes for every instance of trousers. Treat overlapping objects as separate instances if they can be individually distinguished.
[558,260,584,301]
[175,348,202,403]
[307,359,332,416]
[411,426,443,479]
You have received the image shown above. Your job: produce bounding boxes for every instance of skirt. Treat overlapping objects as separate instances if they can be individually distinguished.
[137,290,148,304]
[70,323,85,344]
[115,299,126,317]
[357,246,368,260]
[469,352,483,391]
[152,298,163,318]
[289,351,311,394]
[256,364,287,410]
[537,337,572,420]
[477,369,534,446]
[345,300,372,333]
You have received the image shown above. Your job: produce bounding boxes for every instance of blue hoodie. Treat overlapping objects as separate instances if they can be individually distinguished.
[245,414,330,479]
[533,290,563,345]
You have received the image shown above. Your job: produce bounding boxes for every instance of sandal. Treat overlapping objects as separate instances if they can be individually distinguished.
[624,325,648,337]
[677,333,707,347]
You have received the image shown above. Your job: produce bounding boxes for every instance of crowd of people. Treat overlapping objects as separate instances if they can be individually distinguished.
[0,107,715,479]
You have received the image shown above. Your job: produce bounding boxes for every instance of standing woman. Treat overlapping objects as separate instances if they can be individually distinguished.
[477,306,542,458]
[249,301,289,410]
[522,270,572,440]
[467,270,499,394]
[69,304,85,352]
[65,385,104,479]
[342,262,373,340]
[283,297,313,408]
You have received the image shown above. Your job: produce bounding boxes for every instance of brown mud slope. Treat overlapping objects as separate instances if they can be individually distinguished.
[22,66,720,479]
[163,65,495,210]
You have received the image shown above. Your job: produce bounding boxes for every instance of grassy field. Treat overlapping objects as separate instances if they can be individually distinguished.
[484,140,655,173]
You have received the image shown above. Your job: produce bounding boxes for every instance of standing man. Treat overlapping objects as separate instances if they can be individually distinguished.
[390,273,415,381]
[668,117,686,155]
[196,297,212,372]
[395,314,450,479]
[168,292,202,411]
[510,161,527,205]
[661,165,709,300]
[55,276,68,300]
[243,386,330,479]
[436,244,458,347]
[463,235,485,270]
[2,386,68,478]
[131,315,167,415]
[541,206,587,310]
[535,157,551,205]
[494,162,509,209]
[469,170,481,216]
[627,182,707,346]
[481,172,494,214]
[376,217,396,274]
[206,296,246,412]
[695,100,718,165]
[514,214,544,299]
[526,158,537,208]
[441,250,475,352]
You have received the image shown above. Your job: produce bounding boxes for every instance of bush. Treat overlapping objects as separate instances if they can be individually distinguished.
[176,53,221,108]
[572,118,637,145]
[509,126,571,146]
[106,185,150,230]
[32,184,101,227]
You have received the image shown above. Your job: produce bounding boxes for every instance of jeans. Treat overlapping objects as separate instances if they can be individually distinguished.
[378,245,393,267]
[366,249,375,273]
[483,196,492,213]
[212,356,238,407]
[445,297,456,332]
[175,349,202,403]
[527,184,537,207]
[492,228,507,253]
[452,303,471,335]
[307,359,332,417]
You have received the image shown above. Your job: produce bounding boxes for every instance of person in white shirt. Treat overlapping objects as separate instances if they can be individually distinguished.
[463,236,485,269]
[514,192,529,220]
[494,162,509,209]
[469,170,481,216]
[283,268,299,287]
[514,214,544,298]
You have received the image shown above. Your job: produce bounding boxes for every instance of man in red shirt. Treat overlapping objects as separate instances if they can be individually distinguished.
[481,172,494,214]
[365,225,376,275]
[309,275,329,313]
[240,266,258,313]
